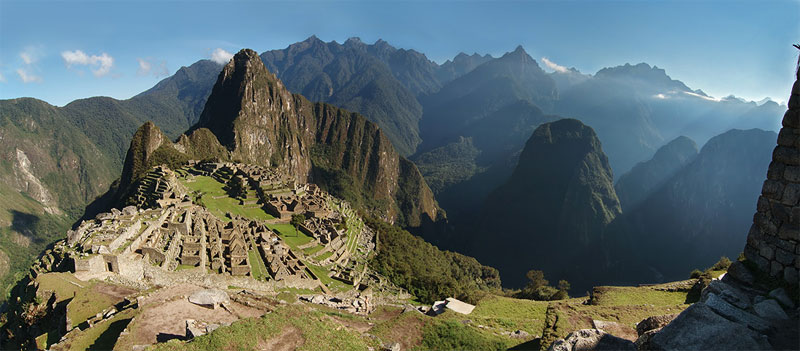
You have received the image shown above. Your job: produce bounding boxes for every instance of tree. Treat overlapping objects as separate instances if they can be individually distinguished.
[227,175,246,199]
[525,270,548,291]
[290,214,306,236]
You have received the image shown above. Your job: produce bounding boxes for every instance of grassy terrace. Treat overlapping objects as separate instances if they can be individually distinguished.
[303,261,352,292]
[302,244,325,256]
[249,250,269,281]
[267,223,314,249]
[180,175,274,222]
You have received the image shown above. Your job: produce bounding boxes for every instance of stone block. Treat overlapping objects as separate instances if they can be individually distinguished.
[768,288,795,309]
[704,293,770,332]
[771,202,790,225]
[749,250,771,272]
[770,261,784,277]
[784,109,798,127]
[778,224,799,241]
[775,237,796,253]
[782,183,800,206]
[754,212,778,236]
[777,128,798,147]
[783,267,798,285]
[753,299,789,320]
[759,246,774,260]
[791,206,800,226]
[767,161,786,180]
[761,180,784,200]
[775,248,795,266]
[774,146,799,166]
[785,165,800,183]
[726,261,756,286]
[756,197,771,213]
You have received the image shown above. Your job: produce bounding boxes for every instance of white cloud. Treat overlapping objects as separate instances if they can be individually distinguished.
[682,90,720,102]
[137,58,151,75]
[20,52,34,65]
[16,68,42,83]
[210,48,233,65]
[0,72,6,83]
[541,57,568,73]
[61,50,114,77]
[653,93,667,99]
[137,58,169,78]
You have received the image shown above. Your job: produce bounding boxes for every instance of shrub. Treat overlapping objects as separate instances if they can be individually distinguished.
[689,269,703,279]
[711,256,732,271]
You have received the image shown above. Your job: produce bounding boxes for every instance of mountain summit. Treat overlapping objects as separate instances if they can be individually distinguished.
[125,48,439,227]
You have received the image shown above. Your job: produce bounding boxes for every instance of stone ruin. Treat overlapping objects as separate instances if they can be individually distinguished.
[65,160,377,291]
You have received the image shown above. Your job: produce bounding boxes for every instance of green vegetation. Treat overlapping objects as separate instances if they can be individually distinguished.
[248,250,269,281]
[268,223,314,249]
[302,245,325,256]
[469,295,548,335]
[181,175,274,222]
[367,217,501,304]
[303,261,351,292]
[590,286,688,307]
[420,320,506,351]
[60,309,135,351]
[150,304,371,351]
[316,251,334,262]
[515,270,570,301]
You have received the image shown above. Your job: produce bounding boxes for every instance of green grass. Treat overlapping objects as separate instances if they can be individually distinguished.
[420,320,507,351]
[316,251,334,262]
[590,286,689,306]
[249,250,269,281]
[35,273,86,303]
[268,223,314,249]
[303,261,352,292]
[66,284,123,327]
[62,309,135,351]
[302,245,325,256]
[181,175,274,222]
[469,295,549,336]
[150,304,371,351]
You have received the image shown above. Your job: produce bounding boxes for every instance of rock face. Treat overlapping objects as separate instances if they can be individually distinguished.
[473,119,622,288]
[615,136,698,211]
[125,49,438,227]
[742,75,800,284]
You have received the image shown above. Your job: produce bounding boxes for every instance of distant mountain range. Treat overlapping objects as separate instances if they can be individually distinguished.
[0,36,785,297]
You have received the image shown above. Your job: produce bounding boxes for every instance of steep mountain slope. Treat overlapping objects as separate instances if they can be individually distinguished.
[0,98,116,296]
[470,119,622,288]
[615,136,699,211]
[620,128,776,280]
[259,36,439,156]
[435,52,494,85]
[125,49,439,228]
[418,46,557,152]
[556,63,784,176]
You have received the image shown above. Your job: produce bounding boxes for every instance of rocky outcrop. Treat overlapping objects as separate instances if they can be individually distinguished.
[548,329,635,351]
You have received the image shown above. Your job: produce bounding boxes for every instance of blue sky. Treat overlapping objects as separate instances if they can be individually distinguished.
[1,0,798,106]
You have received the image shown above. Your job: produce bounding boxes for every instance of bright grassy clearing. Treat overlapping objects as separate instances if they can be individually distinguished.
[36,272,85,302]
[590,286,689,306]
[303,245,325,256]
[66,284,124,327]
[181,175,274,222]
[304,261,352,292]
[469,295,549,335]
[268,223,314,249]
[316,251,334,262]
[249,250,269,281]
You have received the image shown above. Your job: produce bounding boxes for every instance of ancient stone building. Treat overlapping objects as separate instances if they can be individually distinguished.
[743,71,800,285]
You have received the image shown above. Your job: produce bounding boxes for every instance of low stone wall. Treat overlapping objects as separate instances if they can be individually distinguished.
[743,74,800,285]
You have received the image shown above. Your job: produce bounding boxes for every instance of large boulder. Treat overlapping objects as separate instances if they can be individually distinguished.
[648,304,771,350]
[548,329,635,351]
[635,314,678,336]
